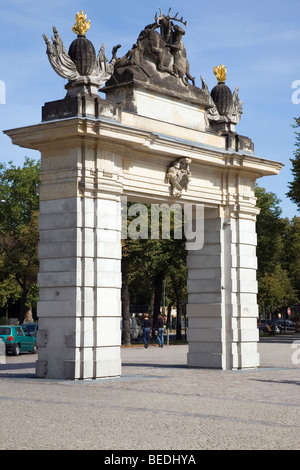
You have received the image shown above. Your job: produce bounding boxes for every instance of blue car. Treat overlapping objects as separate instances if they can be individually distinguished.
[20,323,38,337]
[0,325,37,355]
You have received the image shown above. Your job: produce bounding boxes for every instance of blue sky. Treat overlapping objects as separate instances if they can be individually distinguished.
[1,0,300,218]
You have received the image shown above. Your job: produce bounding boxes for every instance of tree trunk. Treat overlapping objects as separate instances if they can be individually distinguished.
[153,273,164,336]
[167,302,172,330]
[24,306,33,323]
[176,296,182,340]
[18,287,29,324]
[121,259,131,345]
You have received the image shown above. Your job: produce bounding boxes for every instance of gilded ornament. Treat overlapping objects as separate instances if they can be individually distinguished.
[43,10,121,94]
[213,64,227,83]
[72,11,91,36]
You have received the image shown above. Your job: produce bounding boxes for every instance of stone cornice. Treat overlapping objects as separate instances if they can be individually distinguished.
[4,116,283,180]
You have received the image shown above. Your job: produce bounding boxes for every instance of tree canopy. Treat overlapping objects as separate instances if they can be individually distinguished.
[255,185,299,318]
[287,118,300,209]
[0,158,40,322]
[121,203,187,343]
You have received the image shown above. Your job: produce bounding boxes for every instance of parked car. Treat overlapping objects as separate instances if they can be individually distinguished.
[257,320,280,334]
[130,317,142,341]
[20,323,38,337]
[273,319,296,333]
[258,318,296,334]
[121,317,142,341]
[0,325,37,355]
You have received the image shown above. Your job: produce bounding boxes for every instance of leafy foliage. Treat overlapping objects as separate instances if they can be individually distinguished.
[255,186,284,274]
[287,118,300,209]
[255,186,299,316]
[0,158,40,322]
[122,203,187,338]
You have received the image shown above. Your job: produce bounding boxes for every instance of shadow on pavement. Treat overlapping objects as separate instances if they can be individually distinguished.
[251,378,300,386]
[259,333,300,344]
[0,359,36,378]
[123,362,187,369]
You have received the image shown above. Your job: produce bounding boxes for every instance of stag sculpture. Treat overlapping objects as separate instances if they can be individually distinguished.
[113,9,195,86]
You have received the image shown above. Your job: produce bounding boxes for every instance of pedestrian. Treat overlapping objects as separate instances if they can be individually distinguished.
[156,314,164,348]
[142,314,151,348]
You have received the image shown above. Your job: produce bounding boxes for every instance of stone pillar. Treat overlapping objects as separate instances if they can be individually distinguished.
[230,212,260,369]
[187,205,259,370]
[36,136,122,380]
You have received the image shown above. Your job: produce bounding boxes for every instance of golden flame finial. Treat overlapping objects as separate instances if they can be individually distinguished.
[213,64,227,83]
[72,11,91,36]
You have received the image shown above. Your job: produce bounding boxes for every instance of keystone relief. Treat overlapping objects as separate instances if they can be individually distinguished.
[166,158,192,197]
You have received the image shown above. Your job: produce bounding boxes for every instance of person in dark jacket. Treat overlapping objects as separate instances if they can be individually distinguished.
[142,314,151,348]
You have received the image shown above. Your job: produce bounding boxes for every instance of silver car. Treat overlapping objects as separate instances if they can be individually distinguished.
[130,317,142,341]
[121,317,142,341]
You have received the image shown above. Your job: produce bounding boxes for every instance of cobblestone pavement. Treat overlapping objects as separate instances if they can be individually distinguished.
[0,336,299,450]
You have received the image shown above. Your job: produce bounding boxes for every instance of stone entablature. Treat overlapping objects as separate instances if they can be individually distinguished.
[6,109,282,204]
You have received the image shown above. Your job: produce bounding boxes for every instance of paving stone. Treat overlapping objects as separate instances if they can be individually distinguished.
[0,338,299,450]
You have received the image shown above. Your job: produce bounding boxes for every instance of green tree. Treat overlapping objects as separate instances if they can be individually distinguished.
[126,236,186,332]
[281,216,300,298]
[255,185,284,275]
[255,186,298,317]
[287,118,300,209]
[167,260,187,340]
[122,202,187,339]
[0,273,21,313]
[258,265,298,318]
[0,158,40,235]
[0,158,40,322]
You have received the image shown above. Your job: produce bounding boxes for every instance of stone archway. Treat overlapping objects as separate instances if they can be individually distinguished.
[5,10,282,379]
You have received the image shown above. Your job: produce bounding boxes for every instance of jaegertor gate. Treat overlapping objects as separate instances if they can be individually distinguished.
[5,11,282,379]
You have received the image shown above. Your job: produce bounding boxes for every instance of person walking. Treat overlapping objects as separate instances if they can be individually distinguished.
[156,314,164,348]
[142,314,151,348]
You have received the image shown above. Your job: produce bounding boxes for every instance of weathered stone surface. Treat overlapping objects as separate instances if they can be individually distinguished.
[105,9,195,88]
[42,95,121,122]
[43,12,120,97]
